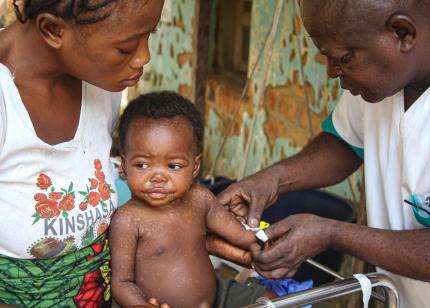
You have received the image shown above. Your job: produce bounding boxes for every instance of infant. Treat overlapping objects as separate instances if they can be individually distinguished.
[110,92,261,307]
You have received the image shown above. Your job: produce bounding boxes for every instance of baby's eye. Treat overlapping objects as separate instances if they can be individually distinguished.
[135,163,149,170]
[340,51,353,64]
[168,164,182,171]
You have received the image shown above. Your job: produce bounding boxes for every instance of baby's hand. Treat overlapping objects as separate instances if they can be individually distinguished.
[134,298,170,308]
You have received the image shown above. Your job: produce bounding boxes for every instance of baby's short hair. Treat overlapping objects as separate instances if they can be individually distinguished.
[119,91,204,153]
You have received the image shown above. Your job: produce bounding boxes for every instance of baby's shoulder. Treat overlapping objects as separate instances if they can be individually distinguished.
[111,200,146,222]
[189,183,216,201]
[187,184,217,211]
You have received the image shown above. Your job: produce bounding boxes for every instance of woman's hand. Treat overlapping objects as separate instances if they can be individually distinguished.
[217,171,280,228]
[251,214,334,279]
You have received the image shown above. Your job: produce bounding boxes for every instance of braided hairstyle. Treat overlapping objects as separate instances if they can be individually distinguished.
[13,0,119,25]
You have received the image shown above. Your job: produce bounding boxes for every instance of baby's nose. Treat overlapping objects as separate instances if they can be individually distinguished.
[150,171,168,183]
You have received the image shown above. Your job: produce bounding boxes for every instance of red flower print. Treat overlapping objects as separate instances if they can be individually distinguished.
[49,192,63,201]
[95,170,105,182]
[34,193,47,202]
[90,178,98,190]
[36,173,52,190]
[59,194,75,212]
[74,270,105,308]
[91,243,103,255]
[79,202,88,211]
[88,192,100,206]
[35,199,60,219]
[98,182,110,201]
[94,159,102,171]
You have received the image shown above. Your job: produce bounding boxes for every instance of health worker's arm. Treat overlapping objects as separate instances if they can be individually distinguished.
[218,132,363,227]
[252,214,430,282]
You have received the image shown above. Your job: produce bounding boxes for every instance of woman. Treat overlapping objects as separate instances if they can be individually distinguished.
[0,0,163,306]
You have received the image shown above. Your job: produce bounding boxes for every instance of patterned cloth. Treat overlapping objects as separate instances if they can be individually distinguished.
[0,234,111,308]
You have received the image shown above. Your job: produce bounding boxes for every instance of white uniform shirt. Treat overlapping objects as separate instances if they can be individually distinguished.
[0,63,120,259]
[325,90,430,307]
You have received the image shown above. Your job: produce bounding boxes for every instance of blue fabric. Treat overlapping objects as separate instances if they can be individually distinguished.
[115,178,132,206]
[322,112,364,159]
[256,276,313,297]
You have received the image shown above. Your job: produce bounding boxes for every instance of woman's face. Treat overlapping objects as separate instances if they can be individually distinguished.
[59,0,164,92]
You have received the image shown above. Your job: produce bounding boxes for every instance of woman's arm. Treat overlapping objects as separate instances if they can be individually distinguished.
[109,206,151,306]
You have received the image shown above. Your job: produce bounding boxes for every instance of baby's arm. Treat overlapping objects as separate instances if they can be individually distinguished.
[109,205,152,306]
[206,235,252,268]
[200,185,257,249]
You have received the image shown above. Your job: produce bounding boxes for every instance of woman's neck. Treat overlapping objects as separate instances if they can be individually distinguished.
[1,22,75,90]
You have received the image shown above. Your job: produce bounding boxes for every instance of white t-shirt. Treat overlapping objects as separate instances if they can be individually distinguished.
[325,90,430,307]
[0,63,121,259]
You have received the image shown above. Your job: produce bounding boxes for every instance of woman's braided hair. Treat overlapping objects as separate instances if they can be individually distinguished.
[13,0,118,24]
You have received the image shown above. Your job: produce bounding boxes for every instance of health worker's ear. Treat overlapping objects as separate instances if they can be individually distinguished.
[386,13,417,53]
[36,13,69,49]
[193,154,202,179]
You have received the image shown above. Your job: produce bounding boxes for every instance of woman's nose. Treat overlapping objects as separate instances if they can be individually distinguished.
[129,40,151,70]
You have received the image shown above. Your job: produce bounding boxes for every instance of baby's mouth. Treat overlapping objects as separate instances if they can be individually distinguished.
[147,192,169,199]
[146,188,171,199]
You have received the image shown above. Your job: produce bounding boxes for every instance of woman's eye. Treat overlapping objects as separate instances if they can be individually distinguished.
[340,52,353,64]
[117,48,132,55]
[168,164,182,171]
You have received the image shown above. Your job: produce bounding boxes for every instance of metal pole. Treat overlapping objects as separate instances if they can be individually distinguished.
[242,272,399,308]
[305,258,386,303]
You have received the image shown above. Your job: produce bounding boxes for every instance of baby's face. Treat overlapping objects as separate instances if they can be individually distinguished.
[122,117,201,207]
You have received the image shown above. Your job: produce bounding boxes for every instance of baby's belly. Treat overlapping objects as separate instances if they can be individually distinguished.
[136,250,216,308]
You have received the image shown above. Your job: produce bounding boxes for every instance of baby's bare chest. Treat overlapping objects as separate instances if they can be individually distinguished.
[136,206,208,259]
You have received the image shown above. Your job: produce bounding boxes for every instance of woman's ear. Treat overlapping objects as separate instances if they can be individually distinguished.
[193,154,202,179]
[36,13,68,49]
[386,13,417,53]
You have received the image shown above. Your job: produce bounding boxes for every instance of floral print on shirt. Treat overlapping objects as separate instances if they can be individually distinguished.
[28,159,116,259]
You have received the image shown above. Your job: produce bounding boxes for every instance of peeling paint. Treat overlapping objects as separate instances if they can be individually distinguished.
[132,0,196,101]
[202,1,363,203]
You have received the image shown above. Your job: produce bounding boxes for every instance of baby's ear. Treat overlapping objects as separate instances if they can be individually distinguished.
[36,13,68,49]
[120,154,127,178]
[193,154,203,179]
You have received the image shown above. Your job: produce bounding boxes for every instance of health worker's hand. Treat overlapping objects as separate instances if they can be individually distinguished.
[251,214,333,279]
[217,171,280,228]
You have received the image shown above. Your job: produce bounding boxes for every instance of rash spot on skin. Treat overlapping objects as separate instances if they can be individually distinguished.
[155,246,165,256]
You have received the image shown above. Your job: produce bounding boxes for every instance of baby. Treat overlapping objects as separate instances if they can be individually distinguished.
[110,92,262,307]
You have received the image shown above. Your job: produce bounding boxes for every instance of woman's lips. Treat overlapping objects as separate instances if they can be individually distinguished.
[119,72,143,87]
